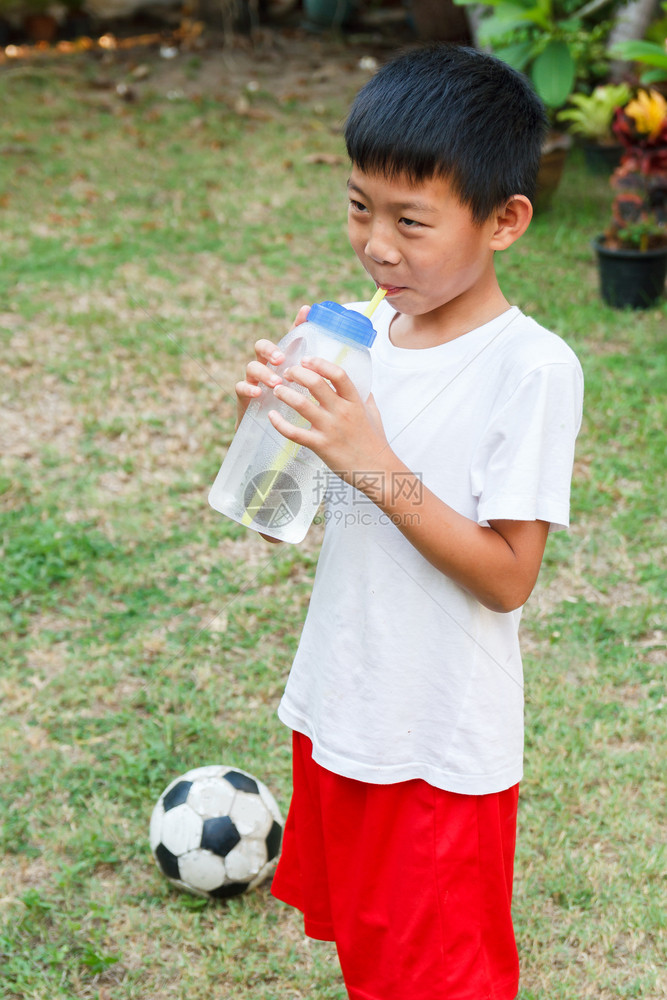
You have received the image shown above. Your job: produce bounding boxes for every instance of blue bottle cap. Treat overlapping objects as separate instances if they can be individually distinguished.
[309,300,377,348]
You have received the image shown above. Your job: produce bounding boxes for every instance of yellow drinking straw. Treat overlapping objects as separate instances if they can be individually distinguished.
[364,285,387,318]
[241,288,387,528]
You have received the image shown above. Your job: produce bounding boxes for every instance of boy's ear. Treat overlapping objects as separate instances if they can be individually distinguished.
[489,195,533,251]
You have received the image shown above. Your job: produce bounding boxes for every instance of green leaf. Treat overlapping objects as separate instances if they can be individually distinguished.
[493,40,537,73]
[476,0,551,41]
[611,39,667,70]
[640,67,667,84]
[521,1,552,28]
[531,40,576,108]
[534,0,556,22]
[477,10,534,43]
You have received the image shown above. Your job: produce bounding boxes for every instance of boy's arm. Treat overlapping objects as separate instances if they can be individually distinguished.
[270,356,550,613]
[355,456,549,614]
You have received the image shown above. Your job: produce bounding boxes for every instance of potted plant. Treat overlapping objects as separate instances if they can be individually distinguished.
[453,0,628,208]
[593,88,667,308]
[557,82,632,172]
[453,0,625,109]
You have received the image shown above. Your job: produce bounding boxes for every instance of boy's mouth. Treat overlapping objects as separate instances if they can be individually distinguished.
[376,283,405,297]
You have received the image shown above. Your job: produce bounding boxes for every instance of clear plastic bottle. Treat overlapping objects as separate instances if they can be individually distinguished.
[208,301,377,543]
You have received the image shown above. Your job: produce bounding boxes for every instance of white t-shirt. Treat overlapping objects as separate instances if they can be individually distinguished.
[278,302,584,795]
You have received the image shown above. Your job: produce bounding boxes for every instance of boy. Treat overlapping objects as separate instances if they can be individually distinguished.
[235,45,583,1000]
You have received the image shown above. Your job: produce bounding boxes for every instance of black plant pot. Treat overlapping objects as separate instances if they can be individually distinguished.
[592,236,667,310]
[534,133,572,214]
[580,140,623,175]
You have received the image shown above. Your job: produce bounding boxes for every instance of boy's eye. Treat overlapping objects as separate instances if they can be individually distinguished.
[349,199,367,213]
[399,217,421,228]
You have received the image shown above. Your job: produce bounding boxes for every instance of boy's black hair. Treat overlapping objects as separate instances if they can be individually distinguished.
[344,45,548,224]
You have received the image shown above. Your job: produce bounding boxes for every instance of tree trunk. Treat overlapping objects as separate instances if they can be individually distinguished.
[607,0,661,80]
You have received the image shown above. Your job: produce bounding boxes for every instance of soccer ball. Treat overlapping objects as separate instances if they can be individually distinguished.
[149,765,283,899]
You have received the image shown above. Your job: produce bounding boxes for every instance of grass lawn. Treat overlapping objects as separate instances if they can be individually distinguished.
[1,29,666,1000]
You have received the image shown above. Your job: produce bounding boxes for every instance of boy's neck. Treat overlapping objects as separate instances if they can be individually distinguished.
[389,288,512,350]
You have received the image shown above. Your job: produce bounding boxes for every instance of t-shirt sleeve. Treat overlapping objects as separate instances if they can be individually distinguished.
[470,360,584,531]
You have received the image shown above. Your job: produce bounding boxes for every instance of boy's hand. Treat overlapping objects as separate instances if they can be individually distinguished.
[234,305,310,428]
[270,356,388,479]
[232,305,310,546]
[268,346,550,613]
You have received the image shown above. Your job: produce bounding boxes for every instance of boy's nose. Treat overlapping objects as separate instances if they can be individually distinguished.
[364,224,400,265]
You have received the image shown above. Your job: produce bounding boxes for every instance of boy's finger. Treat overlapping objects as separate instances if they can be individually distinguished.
[299,356,359,401]
[235,380,263,399]
[254,339,284,365]
[272,382,320,423]
[267,407,314,448]
[245,360,283,388]
[280,365,334,405]
[289,304,311,330]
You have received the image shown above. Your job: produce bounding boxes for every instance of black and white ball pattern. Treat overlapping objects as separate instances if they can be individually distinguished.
[150,765,283,899]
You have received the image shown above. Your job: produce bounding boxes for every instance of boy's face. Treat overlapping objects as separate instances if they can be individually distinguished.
[347,167,500,325]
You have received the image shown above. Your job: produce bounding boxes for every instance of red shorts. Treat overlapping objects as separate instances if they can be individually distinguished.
[272,733,519,1000]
